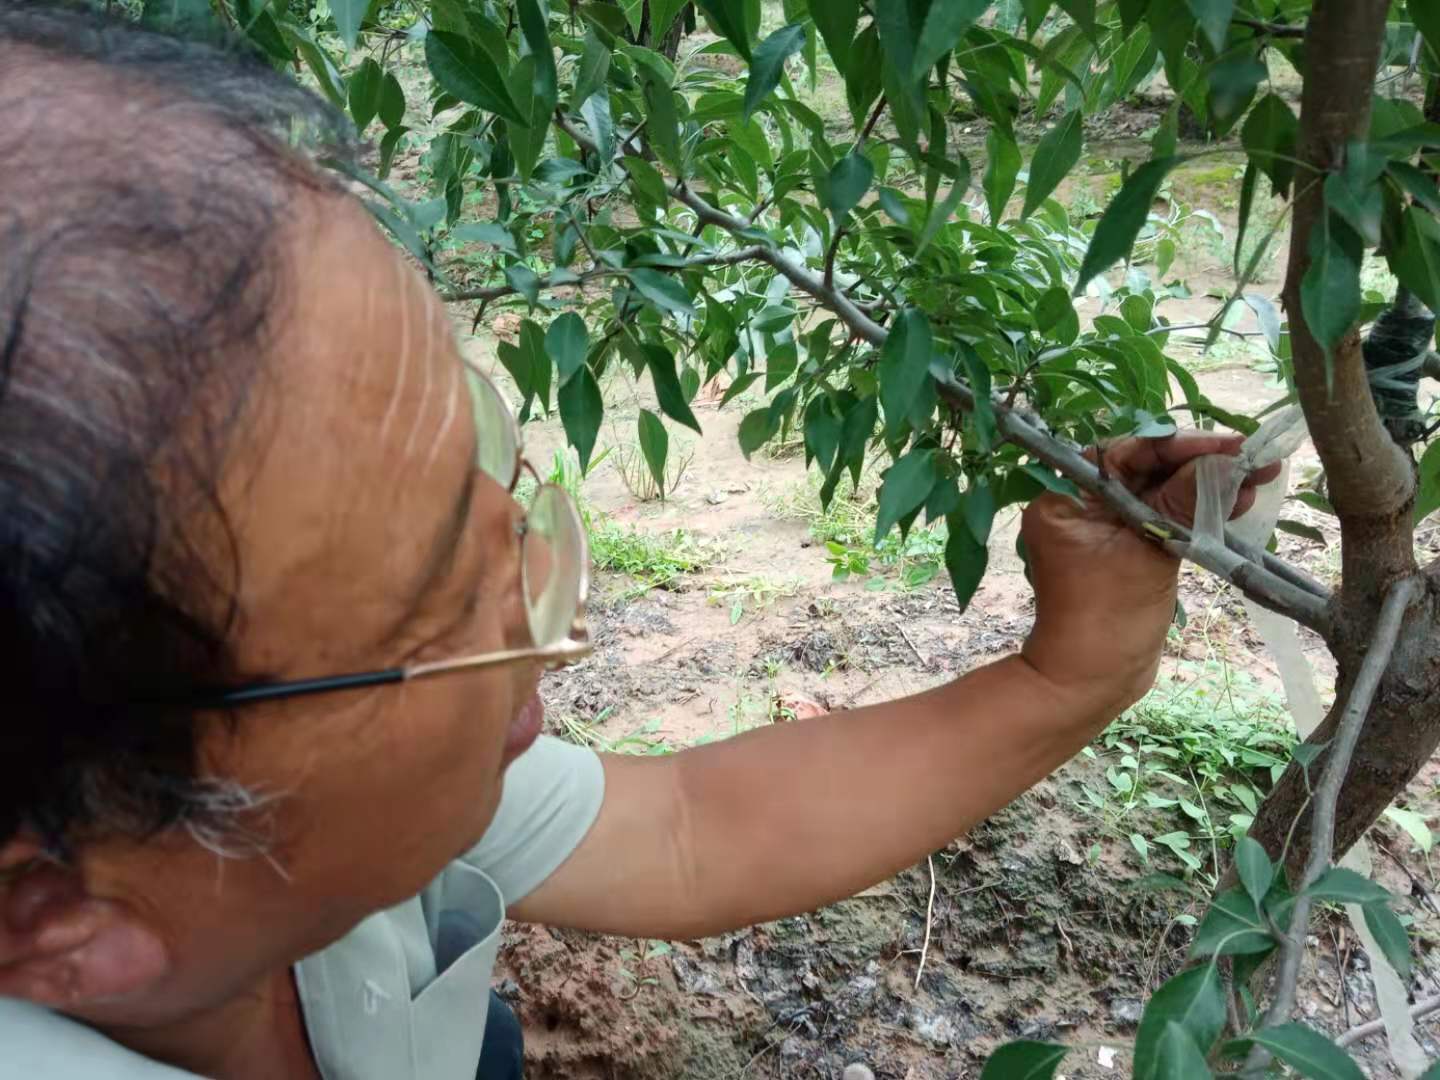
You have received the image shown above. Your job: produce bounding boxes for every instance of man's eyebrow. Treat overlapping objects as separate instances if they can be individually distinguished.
[386,464,477,644]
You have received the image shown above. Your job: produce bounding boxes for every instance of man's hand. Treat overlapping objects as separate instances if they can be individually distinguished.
[1020,433,1281,709]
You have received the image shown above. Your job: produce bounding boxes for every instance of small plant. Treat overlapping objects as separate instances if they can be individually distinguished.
[1079,661,1295,883]
[556,710,673,755]
[706,575,802,624]
[613,439,694,502]
[589,519,721,594]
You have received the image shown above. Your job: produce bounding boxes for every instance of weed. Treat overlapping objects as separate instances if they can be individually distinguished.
[707,575,803,624]
[613,440,696,502]
[768,473,949,590]
[1078,659,1295,884]
[590,520,722,594]
[557,710,674,755]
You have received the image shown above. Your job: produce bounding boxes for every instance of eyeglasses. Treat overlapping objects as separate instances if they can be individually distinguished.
[205,361,592,709]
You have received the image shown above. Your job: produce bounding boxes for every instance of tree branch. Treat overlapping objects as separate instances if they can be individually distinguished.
[669,183,1334,633]
[438,246,767,304]
[1243,576,1422,1074]
[1282,1,1417,603]
[1234,16,1306,39]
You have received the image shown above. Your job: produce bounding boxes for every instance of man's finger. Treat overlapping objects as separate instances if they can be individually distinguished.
[1097,433,1246,492]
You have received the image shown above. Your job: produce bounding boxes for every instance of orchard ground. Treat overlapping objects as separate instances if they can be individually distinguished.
[351,17,1440,1079]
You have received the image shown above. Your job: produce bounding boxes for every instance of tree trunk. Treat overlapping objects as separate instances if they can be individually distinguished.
[1247,0,1432,874]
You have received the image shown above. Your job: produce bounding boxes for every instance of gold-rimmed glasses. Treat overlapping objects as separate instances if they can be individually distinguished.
[208,361,592,708]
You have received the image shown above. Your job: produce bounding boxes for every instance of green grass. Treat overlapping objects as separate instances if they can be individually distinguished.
[766,472,951,591]
[1079,660,1296,885]
[590,519,722,593]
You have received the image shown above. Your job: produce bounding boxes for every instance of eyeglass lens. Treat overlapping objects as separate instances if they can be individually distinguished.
[523,485,584,649]
[464,364,521,491]
[463,363,586,652]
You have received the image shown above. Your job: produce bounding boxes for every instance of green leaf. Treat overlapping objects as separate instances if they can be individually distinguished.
[348,59,384,131]
[983,128,1022,224]
[879,309,933,440]
[744,23,807,121]
[1325,171,1383,250]
[1133,964,1226,1078]
[637,409,669,495]
[1384,806,1435,853]
[1235,837,1274,907]
[1362,903,1411,981]
[623,155,670,205]
[379,72,406,129]
[1042,294,1083,350]
[1022,110,1084,220]
[978,1041,1068,1080]
[1207,55,1266,135]
[1057,0,1098,41]
[824,152,874,222]
[912,0,990,80]
[958,345,996,453]
[573,30,612,107]
[516,0,558,116]
[1250,1023,1366,1080]
[811,0,858,74]
[504,264,542,308]
[695,0,753,60]
[738,407,781,457]
[1388,206,1440,313]
[1185,0,1233,53]
[141,0,220,37]
[646,347,703,433]
[1300,213,1362,365]
[1190,887,1276,957]
[1149,1021,1212,1078]
[878,187,911,225]
[875,448,939,543]
[1415,440,1440,522]
[1119,0,1152,33]
[546,312,589,385]
[962,481,997,546]
[1241,93,1299,197]
[629,268,696,317]
[648,0,690,41]
[426,32,525,123]
[1412,0,1440,65]
[917,157,971,255]
[637,61,684,173]
[1075,157,1182,293]
[558,365,604,472]
[518,319,551,415]
[1305,867,1390,905]
[330,0,371,52]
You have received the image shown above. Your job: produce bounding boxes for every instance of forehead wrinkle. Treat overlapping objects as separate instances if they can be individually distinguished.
[352,257,379,389]
[400,288,438,461]
[421,361,463,476]
[377,257,413,440]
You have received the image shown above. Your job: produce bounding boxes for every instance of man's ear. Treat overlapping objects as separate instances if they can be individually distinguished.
[0,836,169,1007]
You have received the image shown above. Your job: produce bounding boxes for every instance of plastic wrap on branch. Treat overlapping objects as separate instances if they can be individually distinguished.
[1365,289,1436,446]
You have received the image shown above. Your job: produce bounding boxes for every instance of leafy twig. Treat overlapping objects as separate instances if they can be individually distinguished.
[439,246,766,303]
[667,184,1334,634]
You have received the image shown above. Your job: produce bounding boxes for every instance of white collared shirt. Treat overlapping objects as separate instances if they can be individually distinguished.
[0,736,605,1080]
